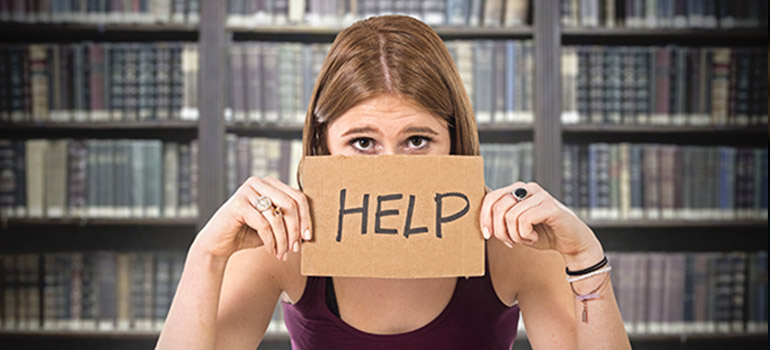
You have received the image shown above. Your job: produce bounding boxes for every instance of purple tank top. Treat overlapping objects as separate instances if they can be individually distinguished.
[281,249,520,349]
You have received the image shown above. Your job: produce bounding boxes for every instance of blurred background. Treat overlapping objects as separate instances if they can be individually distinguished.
[0,0,767,349]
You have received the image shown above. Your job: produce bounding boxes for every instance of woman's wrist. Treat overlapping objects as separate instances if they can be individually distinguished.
[561,239,605,272]
[189,239,231,271]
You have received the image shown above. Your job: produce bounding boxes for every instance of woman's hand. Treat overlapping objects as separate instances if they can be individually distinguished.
[191,176,313,262]
[480,182,603,268]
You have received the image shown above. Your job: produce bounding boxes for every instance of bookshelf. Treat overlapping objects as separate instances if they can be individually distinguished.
[0,1,767,349]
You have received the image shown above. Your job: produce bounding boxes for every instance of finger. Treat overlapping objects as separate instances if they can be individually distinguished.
[263,176,312,245]
[259,177,302,254]
[516,198,557,244]
[490,194,517,247]
[245,177,299,259]
[480,181,527,237]
[262,204,289,260]
[236,197,273,250]
[506,192,547,244]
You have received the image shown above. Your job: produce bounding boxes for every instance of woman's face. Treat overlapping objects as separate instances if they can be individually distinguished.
[326,94,451,156]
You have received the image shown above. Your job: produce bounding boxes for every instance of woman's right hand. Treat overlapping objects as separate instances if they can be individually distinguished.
[191,176,313,262]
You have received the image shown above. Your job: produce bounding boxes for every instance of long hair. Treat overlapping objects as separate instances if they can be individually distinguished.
[298,15,480,189]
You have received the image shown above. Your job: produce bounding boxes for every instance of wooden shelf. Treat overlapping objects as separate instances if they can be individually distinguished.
[0,121,198,140]
[2,217,198,227]
[0,217,200,253]
[561,27,767,46]
[562,124,767,146]
[562,124,767,134]
[0,22,198,42]
[585,219,768,229]
[230,24,533,42]
[226,123,304,139]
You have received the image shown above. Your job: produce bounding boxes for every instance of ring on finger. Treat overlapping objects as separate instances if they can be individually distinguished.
[255,195,282,215]
[511,187,528,201]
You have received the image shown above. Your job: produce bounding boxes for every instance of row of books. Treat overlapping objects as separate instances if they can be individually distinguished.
[450,40,534,125]
[0,0,200,24]
[561,0,768,29]
[0,251,186,331]
[226,135,303,194]
[562,143,768,220]
[0,42,199,124]
[608,251,768,334]
[226,42,328,127]
[228,0,530,28]
[225,40,534,127]
[561,46,768,126]
[1,250,765,334]
[480,142,533,190]
[0,139,199,219]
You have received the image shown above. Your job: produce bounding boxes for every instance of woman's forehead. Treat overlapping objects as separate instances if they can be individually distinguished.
[329,95,448,132]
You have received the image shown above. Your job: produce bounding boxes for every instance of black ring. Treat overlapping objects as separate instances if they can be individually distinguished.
[565,256,609,276]
[512,188,528,201]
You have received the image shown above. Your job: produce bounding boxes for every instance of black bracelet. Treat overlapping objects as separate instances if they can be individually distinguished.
[565,256,608,276]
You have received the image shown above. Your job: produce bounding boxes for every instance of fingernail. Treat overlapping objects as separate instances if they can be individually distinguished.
[482,226,491,240]
[282,252,288,261]
[303,229,311,240]
[504,241,514,249]
[293,241,300,253]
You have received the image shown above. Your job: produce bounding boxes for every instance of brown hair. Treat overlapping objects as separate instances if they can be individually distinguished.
[298,15,480,188]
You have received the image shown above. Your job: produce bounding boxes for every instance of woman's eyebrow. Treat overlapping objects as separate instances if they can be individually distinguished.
[341,126,380,137]
[401,126,439,136]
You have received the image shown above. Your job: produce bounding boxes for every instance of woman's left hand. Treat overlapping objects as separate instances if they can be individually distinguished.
[479,181,604,266]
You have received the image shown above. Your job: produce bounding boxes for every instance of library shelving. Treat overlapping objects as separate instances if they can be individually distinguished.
[0,1,766,349]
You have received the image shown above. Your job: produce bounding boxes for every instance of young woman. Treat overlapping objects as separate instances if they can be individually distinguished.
[156,15,631,350]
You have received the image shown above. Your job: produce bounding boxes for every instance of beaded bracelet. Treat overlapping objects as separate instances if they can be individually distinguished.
[566,265,612,283]
[570,271,611,323]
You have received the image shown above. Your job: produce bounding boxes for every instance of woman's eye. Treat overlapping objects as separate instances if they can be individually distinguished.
[407,136,431,149]
[351,138,374,151]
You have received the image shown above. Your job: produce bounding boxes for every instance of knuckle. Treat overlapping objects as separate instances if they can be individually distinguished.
[246,176,262,185]
[492,202,507,216]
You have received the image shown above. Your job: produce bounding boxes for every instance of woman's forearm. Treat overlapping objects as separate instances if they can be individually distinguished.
[155,242,229,350]
[565,247,632,350]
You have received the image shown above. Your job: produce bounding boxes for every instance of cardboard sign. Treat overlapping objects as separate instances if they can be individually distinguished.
[299,155,485,278]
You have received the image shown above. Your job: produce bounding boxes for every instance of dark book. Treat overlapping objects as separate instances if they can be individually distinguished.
[122,43,140,121]
[137,43,157,121]
[727,252,747,333]
[88,43,108,121]
[154,42,171,121]
[588,46,605,124]
[0,140,15,217]
[94,251,116,330]
[604,47,622,124]
[169,43,184,120]
[647,253,666,333]
[575,48,590,124]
